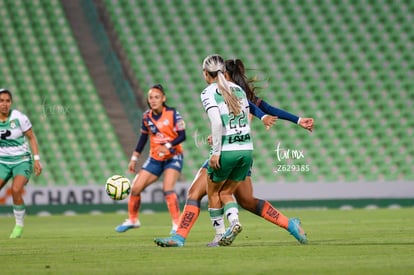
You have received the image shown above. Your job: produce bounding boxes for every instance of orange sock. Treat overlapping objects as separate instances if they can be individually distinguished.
[175,200,201,238]
[259,199,289,229]
[128,195,141,222]
[164,191,181,226]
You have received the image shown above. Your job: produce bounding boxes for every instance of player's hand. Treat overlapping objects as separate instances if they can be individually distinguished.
[207,135,213,146]
[209,154,220,169]
[34,161,42,176]
[128,161,137,174]
[299,117,314,132]
[158,145,169,157]
[263,115,277,130]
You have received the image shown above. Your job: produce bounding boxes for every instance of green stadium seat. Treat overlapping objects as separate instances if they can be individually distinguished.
[0,0,129,186]
[3,0,412,185]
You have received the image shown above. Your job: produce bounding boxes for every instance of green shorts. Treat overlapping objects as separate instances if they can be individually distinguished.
[208,150,253,182]
[0,160,33,182]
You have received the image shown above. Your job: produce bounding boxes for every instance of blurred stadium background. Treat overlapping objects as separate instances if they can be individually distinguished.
[0,0,413,212]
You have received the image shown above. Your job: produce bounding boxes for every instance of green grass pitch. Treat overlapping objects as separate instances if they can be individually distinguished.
[1,208,413,275]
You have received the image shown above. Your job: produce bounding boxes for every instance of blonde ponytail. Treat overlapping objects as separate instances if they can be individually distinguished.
[203,54,242,115]
[216,71,241,115]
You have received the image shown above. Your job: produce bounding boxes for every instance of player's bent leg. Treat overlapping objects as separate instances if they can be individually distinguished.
[175,199,201,237]
[10,205,25,238]
[10,176,28,239]
[163,190,180,234]
[173,168,207,238]
[234,177,257,212]
[116,170,158,233]
[235,178,292,230]
[255,199,289,228]
[162,167,182,234]
[0,179,7,191]
[115,194,142,232]
[154,167,209,247]
[219,200,243,247]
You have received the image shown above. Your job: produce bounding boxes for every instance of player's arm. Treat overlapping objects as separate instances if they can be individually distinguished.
[158,129,185,156]
[165,130,185,147]
[249,100,277,129]
[256,97,314,132]
[206,107,222,169]
[249,100,266,120]
[24,128,42,176]
[128,133,148,173]
[133,133,148,157]
[163,110,186,150]
[201,89,222,169]
[129,114,150,172]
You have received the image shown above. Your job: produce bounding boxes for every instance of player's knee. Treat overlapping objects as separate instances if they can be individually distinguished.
[237,198,256,213]
[187,187,206,201]
[10,185,23,197]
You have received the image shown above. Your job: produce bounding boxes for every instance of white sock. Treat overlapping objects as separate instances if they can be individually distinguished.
[224,203,240,225]
[208,208,226,235]
[172,222,178,231]
[213,216,226,235]
[13,206,25,227]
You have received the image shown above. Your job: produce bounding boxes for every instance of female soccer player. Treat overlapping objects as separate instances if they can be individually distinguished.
[154,58,313,247]
[115,84,186,234]
[0,88,42,238]
[201,54,254,246]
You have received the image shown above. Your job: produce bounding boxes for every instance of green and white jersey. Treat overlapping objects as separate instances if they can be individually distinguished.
[201,82,253,151]
[0,109,32,164]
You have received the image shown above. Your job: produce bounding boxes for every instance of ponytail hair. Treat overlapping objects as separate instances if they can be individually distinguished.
[202,54,241,115]
[225,59,256,101]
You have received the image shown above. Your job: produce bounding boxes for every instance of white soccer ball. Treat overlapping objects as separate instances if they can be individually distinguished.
[105,175,131,201]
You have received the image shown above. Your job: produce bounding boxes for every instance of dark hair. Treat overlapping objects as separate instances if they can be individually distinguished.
[225,59,256,102]
[151,83,165,95]
[0,88,12,101]
[147,83,167,109]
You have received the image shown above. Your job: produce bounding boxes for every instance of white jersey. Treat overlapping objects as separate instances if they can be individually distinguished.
[0,109,32,163]
[201,82,253,151]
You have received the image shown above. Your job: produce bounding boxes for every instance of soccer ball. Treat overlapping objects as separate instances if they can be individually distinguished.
[105,175,131,200]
